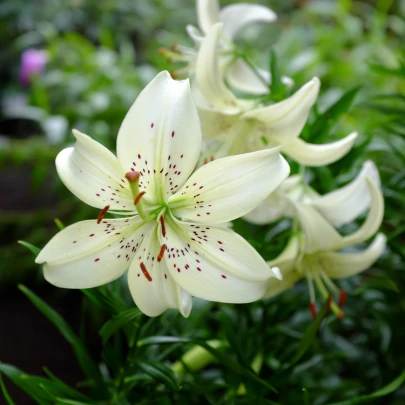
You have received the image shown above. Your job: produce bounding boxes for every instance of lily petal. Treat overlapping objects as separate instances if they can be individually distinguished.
[160,218,270,303]
[116,71,202,202]
[197,0,220,34]
[310,161,380,226]
[319,233,386,279]
[186,24,204,45]
[264,271,301,298]
[169,148,290,224]
[36,216,153,288]
[226,59,270,95]
[56,130,133,210]
[295,203,343,254]
[242,78,320,142]
[128,226,192,317]
[220,3,277,40]
[340,178,384,248]
[281,132,358,167]
[196,23,240,113]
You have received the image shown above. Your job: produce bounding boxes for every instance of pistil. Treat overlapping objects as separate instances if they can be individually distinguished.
[125,171,147,220]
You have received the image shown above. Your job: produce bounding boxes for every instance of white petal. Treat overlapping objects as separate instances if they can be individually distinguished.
[295,203,344,254]
[310,161,381,226]
[319,233,386,279]
[243,189,290,225]
[197,0,220,34]
[116,71,202,203]
[264,236,301,298]
[169,148,290,224]
[220,3,277,40]
[56,130,133,210]
[128,226,192,317]
[282,132,358,167]
[36,216,153,288]
[226,59,270,95]
[340,178,384,248]
[242,78,320,142]
[186,24,204,45]
[160,218,270,303]
[196,23,240,113]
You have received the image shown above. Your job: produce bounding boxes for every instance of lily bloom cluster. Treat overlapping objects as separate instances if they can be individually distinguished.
[175,0,385,317]
[36,0,386,318]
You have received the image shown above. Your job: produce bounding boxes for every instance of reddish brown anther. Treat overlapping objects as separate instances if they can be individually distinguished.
[309,302,317,319]
[338,290,347,308]
[157,244,167,262]
[134,191,146,205]
[140,262,152,282]
[159,215,166,237]
[97,205,110,224]
[170,71,179,79]
[125,171,140,182]
[337,311,345,319]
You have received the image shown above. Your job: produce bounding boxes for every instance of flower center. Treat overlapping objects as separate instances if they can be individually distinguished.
[299,254,346,319]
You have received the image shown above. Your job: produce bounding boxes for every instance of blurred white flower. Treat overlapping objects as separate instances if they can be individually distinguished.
[36,71,290,317]
[195,24,357,165]
[264,177,385,318]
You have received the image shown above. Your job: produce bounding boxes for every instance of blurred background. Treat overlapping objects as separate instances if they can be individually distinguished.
[1,0,405,404]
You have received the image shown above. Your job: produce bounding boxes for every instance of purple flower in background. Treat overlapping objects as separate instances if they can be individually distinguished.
[19,49,47,86]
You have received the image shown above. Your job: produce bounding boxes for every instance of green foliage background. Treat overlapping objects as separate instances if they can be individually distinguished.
[0,0,404,404]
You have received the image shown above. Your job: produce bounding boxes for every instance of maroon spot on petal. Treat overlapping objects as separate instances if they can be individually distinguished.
[94,258,100,262]
[138,154,141,159]
[89,234,95,237]
[73,241,77,243]
[197,267,201,271]
[151,123,154,128]
[96,193,100,196]
[164,274,167,279]
[220,248,224,252]
[218,241,223,244]
[180,154,183,158]
[221,275,227,279]
[171,131,175,138]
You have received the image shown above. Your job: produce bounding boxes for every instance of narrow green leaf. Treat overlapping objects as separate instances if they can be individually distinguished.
[326,369,405,405]
[99,308,142,344]
[136,360,181,391]
[269,50,282,96]
[0,374,17,405]
[18,240,41,256]
[81,285,128,314]
[287,299,329,367]
[302,388,310,405]
[18,285,107,396]
[309,86,361,142]
[54,218,65,230]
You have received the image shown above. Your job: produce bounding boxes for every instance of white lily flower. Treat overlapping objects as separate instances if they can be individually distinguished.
[181,0,286,95]
[35,71,290,318]
[264,177,386,318]
[245,160,381,226]
[195,23,357,165]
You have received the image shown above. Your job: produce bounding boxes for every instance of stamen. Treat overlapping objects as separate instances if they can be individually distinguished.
[326,294,333,315]
[159,215,166,237]
[97,205,110,224]
[306,275,316,304]
[339,290,347,308]
[314,274,344,318]
[134,191,146,205]
[125,171,140,182]
[309,302,317,319]
[320,272,340,295]
[140,262,152,282]
[157,244,167,262]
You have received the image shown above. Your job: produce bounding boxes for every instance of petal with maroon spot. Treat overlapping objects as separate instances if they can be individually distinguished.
[56,130,133,210]
[169,148,290,224]
[36,216,153,288]
[116,71,202,203]
[158,217,271,303]
[127,225,192,317]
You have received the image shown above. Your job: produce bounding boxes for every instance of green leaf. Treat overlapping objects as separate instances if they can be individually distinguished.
[0,374,16,405]
[18,285,107,397]
[81,285,128,314]
[269,50,282,96]
[287,299,329,367]
[138,336,277,393]
[309,86,361,142]
[326,369,405,405]
[136,360,181,391]
[99,307,142,344]
[54,218,66,230]
[18,240,41,256]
